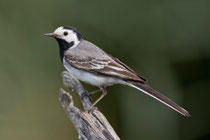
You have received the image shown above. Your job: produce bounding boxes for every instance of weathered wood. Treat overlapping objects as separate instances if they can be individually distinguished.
[59,71,120,140]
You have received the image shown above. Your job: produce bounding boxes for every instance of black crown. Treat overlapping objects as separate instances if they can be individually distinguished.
[63,26,83,40]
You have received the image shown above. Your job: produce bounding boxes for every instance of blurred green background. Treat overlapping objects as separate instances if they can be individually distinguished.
[0,0,209,139]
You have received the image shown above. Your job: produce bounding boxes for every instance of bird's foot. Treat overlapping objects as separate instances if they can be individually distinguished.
[88,106,98,114]
[81,90,91,100]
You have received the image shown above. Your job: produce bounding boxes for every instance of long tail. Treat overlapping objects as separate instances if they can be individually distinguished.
[127,81,190,117]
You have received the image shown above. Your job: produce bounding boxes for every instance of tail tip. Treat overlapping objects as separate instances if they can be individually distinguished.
[181,108,191,117]
[184,112,191,117]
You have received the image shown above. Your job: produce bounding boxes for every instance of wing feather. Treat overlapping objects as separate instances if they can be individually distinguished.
[65,55,146,83]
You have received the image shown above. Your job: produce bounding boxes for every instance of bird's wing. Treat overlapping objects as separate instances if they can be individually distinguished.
[64,53,146,83]
[109,55,147,82]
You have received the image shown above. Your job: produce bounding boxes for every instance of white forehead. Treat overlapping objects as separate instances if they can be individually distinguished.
[54,27,74,35]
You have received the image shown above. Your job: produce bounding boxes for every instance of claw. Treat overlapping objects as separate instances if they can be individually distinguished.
[81,90,90,100]
[88,107,98,114]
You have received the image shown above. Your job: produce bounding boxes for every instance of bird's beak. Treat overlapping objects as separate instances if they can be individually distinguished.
[43,32,57,37]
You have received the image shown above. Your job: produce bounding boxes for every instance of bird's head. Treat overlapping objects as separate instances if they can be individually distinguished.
[44,26,83,48]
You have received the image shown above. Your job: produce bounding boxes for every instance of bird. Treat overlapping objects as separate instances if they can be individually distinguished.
[44,26,190,117]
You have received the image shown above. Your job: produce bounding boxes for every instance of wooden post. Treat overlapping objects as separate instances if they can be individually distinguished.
[59,71,120,140]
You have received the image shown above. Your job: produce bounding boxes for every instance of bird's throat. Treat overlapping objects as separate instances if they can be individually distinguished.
[56,38,75,62]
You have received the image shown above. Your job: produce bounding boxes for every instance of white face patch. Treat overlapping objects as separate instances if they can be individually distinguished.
[53,26,80,47]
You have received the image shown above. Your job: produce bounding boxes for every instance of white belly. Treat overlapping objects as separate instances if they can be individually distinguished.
[63,60,125,87]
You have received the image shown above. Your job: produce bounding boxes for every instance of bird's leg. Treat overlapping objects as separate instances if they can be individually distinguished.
[88,87,107,111]
[88,89,103,96]
[81,89,102,100]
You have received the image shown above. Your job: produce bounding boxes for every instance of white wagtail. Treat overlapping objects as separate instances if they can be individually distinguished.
[44,26,190,117]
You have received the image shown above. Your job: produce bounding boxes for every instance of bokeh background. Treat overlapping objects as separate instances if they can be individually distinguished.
[0,0,209,139]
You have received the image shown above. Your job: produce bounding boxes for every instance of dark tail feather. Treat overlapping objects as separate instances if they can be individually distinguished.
[128,82,190,117]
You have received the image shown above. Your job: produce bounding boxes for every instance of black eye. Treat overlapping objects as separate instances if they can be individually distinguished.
[63,31,68,36]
